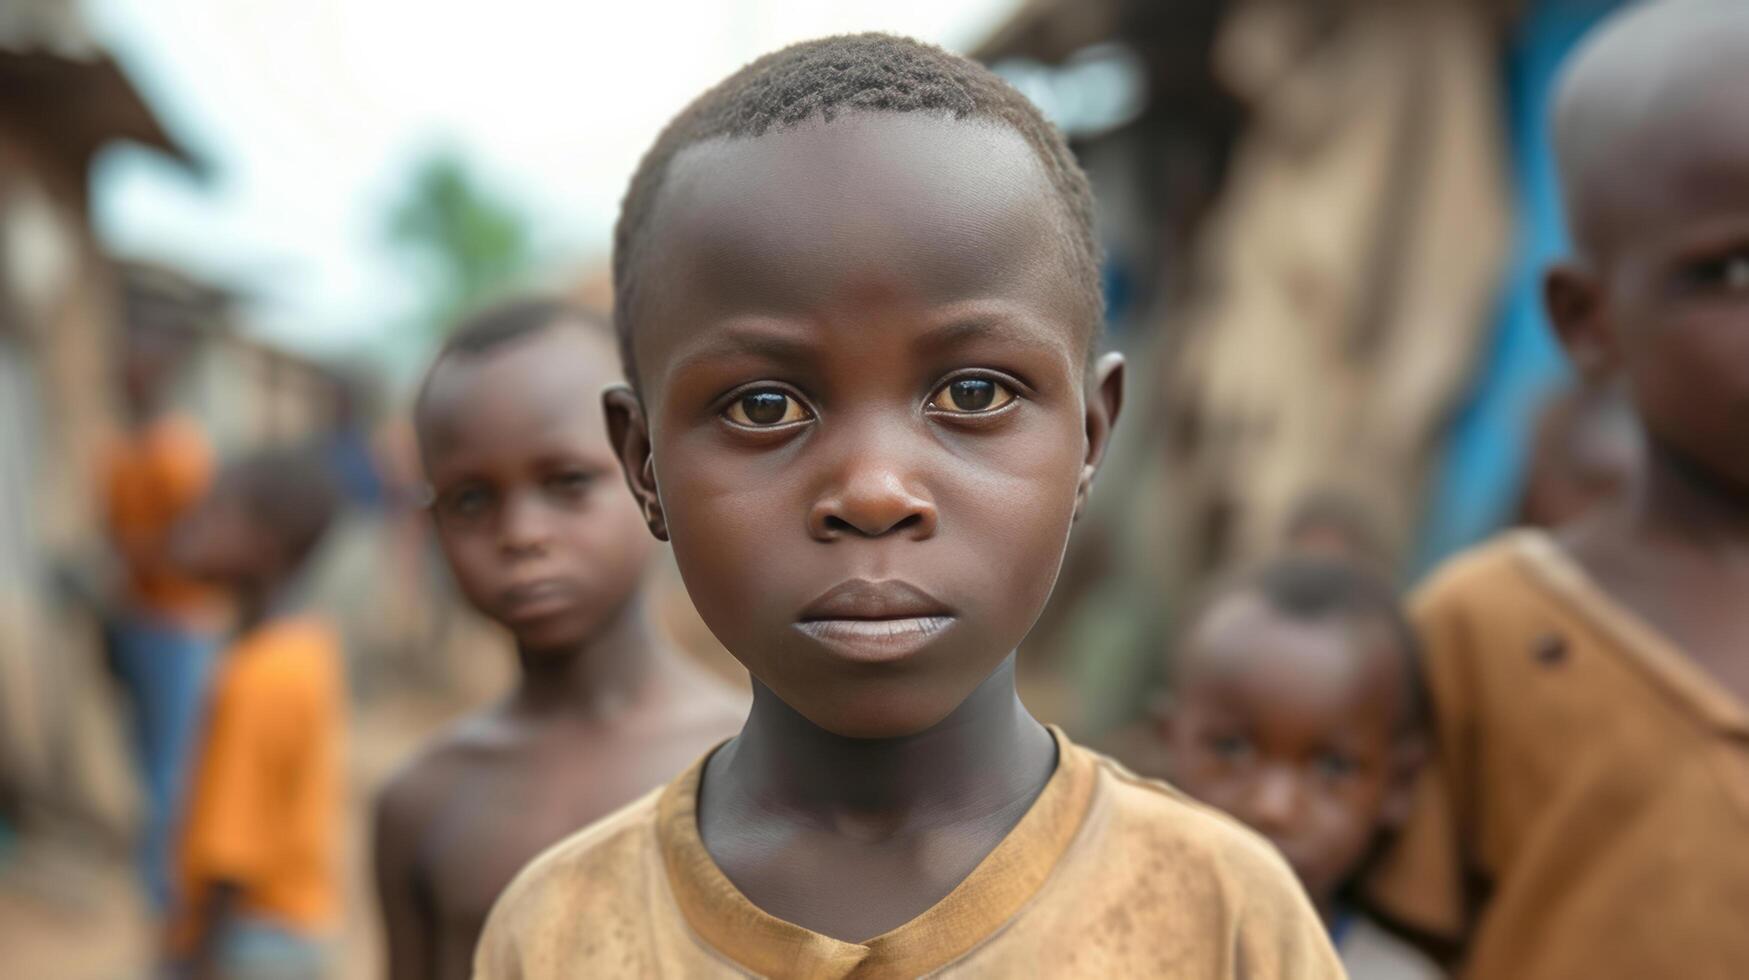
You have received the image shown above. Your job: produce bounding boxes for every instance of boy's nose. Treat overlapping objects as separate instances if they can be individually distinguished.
[809,464,938,541]
[499,491,553,555]
[1246,766,1306,833]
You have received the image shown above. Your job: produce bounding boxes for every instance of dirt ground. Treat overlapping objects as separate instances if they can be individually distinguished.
[0,687,496,980]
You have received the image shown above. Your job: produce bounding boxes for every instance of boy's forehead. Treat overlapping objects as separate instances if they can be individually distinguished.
[1179,594,1398,707]
[420,327,616,454]
[632,113,1089,377]
[1558,6,1749,254]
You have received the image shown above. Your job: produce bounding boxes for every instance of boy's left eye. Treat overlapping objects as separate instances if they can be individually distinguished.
[928,377,1017,414]
[1314,752,1358,780]
[546,470,594,494]
[724,389,811,428]
[1688,252,1749,291]
[1725,256,1749,291]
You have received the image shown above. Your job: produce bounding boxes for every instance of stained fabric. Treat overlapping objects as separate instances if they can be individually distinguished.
[474,727,1341,979]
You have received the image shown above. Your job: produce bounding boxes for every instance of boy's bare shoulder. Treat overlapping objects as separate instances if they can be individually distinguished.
[649,657,749,736]
[374,707,521,829]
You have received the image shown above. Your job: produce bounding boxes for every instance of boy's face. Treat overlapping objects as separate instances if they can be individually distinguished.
[1550,60,1749,488]
[173,476,279,588]
[421,326,654,656]
[1163,593,1415,909]
[609,114,1121,738]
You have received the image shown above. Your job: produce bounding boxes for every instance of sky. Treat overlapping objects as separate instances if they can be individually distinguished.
[83,0,1021,358]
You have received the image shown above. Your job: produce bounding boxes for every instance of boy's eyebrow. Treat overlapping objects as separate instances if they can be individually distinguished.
[912,315,1064,357]
[668,325,818,375]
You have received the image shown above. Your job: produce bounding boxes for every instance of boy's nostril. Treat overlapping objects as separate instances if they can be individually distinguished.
[822,511,925,537]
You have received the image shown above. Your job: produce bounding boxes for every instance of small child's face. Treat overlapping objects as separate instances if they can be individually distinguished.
[1164,594,1414,909]
[422,327,654,655]
[174,476,275,587]
[616,114,1118,738]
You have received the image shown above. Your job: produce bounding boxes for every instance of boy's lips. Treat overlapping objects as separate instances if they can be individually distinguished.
[499,578,575,622]
[794,579,956,664]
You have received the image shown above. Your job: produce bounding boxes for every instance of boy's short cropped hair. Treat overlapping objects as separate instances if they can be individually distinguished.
[413,297,613,436]
[1214,556,1425,730]
[611,32,1102,382]
[229,447,341,568]
[438,297,612,358]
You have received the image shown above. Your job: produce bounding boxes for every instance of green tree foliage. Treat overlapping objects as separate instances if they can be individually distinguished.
[385,150,534,337]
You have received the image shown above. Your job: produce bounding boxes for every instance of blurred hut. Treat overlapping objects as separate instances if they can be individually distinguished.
[0,0,199,842]
[119,261,339,450]
[974,0,1613,733]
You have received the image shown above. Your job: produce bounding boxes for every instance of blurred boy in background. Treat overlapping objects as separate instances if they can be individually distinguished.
[1162,557,1438,979]
[103,307,223,914]
[1368,4,1749,976]
[373,299,743,980]
[168,448,344,979]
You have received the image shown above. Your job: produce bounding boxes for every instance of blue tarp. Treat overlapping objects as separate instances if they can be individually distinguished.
[1413,0,1629,572]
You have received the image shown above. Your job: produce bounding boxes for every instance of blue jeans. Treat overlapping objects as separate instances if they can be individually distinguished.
[107,614,216,912]
[165,916,333,980]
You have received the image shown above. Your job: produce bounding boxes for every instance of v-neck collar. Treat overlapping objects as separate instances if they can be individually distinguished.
[655,724,1096,977]
[1514,529,1749,737]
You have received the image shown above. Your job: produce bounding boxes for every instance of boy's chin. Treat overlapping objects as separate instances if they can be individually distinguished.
[775,680,976,741]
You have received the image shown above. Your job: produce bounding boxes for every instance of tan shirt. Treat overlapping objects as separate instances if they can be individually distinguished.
[1370,531,1749,979]
[475,727,1340,978]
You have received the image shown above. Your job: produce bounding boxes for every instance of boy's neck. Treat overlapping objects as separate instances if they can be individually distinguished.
[711,657,1056,830]
[509,597,665,722]
[1627,435,1749,551]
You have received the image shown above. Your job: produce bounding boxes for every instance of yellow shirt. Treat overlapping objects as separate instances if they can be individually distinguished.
[475,726,1340,979]
[1369,531,1749,979]
[177,617,344,945]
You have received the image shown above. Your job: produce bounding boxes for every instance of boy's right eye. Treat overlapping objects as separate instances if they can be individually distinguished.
[1207,733,1252,762]
[1685,250,1749,292]
[723,388,811,428]
[443,486,492,518]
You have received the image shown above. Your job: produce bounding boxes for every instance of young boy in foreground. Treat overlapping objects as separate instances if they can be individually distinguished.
[168,448,344,978]
[373,300,744,980]
[1163,558,1439,979]
[1367,4,1749,977]
[474,35,1339,978]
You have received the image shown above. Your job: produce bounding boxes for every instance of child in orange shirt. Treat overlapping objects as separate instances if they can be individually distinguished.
[169,447,344,978]
[103,314,223,912]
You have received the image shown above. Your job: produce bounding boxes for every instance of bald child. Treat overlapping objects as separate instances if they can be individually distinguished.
[373,300,744,980]
[1368,4,1749,977]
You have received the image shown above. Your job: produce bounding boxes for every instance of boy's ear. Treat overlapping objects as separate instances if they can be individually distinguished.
[603,384,669,542]
[1075,352,1126,520]
[1544,263,1618,380]
[1381,733,1429,830]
